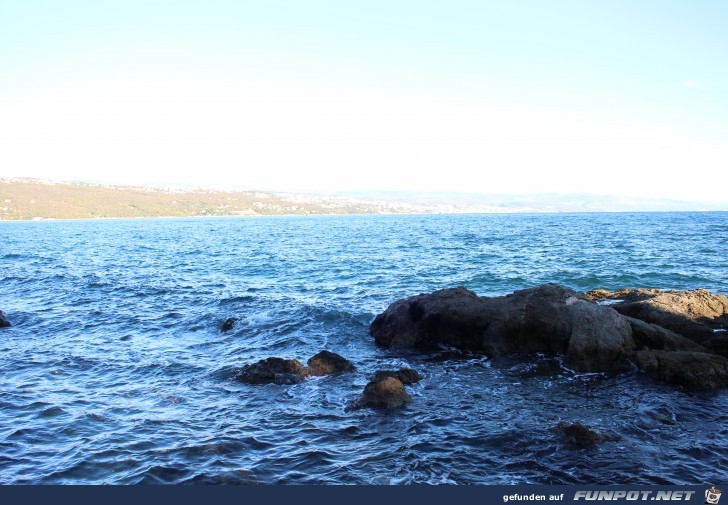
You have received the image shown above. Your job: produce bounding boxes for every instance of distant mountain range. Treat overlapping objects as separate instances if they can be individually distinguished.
[0,178,724,221]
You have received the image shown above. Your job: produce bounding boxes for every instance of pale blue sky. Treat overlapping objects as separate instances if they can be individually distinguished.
[1,1,727,201]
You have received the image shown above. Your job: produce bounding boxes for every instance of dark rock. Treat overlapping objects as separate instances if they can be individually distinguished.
[565,302,634,372]
[625,316,705,352]
[710,336,728,358]
[634,350,728,389]
[371,368,422,385]
[372,284,633,372]
[552,422,618,448]
[221,317,239,333]
[360,376,412,409]
[0,310,10,328]
[371,286,496,350]
[587,288,728,344]
[305,350,355,377]
[372,284,728,387]
[237,358,305,385]
[371,284,585,355]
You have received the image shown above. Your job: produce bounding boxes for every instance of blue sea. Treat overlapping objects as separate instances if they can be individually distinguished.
[1,212,727,484]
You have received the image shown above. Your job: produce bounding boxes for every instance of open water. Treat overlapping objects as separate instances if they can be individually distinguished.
[1,212,727,484]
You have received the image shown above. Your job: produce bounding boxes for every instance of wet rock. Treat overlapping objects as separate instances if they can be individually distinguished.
[634,350,728,389]
[552,422,618,448]
[0,310,10,328]
[305,350,355,377]
[371,368,422,385]
[360,376,412,409]
[587,288,728,344]
[221,317,239,333]
[237,358,305,385]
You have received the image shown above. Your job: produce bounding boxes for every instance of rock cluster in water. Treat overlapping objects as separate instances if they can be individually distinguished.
[0,310,10,328]
[370,283,728,389]
[236,347,421,409]
[237,350,355,385]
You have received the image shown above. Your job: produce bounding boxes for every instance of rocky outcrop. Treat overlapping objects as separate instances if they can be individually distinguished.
[586,288,728,347]
[237,350,354,385]
[372,284,633,373]
[360,376,412,409]
[0,311,10,328]
[371,284,728,388]
[372,284,585,355]
[551,422,619,448]
[633,351,728,389]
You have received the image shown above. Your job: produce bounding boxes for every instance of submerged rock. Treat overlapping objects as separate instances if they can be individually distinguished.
[221,317,239,333]
[371,283,728,388]
[552,422,618,448]
[238,357,305,385]
[360,376,412,409]
[0,310,10,328]
[305,350,355,377]
[371,368,422,385]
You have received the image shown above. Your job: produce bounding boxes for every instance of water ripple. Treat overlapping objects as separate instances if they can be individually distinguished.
[1,213,727,484]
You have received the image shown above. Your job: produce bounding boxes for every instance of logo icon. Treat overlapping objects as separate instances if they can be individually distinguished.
[706,488,722,505]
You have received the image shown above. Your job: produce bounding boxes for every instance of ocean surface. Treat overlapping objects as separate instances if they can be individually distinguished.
[1,212,727,485]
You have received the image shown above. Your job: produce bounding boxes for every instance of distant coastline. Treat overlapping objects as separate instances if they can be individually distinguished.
[1,177,725,221]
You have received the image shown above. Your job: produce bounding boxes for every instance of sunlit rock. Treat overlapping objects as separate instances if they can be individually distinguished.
[360,376,412,409]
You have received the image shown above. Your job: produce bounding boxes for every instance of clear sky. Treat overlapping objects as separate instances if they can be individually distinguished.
[1,0,727,202]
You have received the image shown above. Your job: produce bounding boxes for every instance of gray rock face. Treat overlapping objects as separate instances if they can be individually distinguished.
[634,351,728,389]
[371,283,728,388]
[0,311,10,328]
[625,316,705,352]
[566,302,634,373]
[360,376,412,409]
